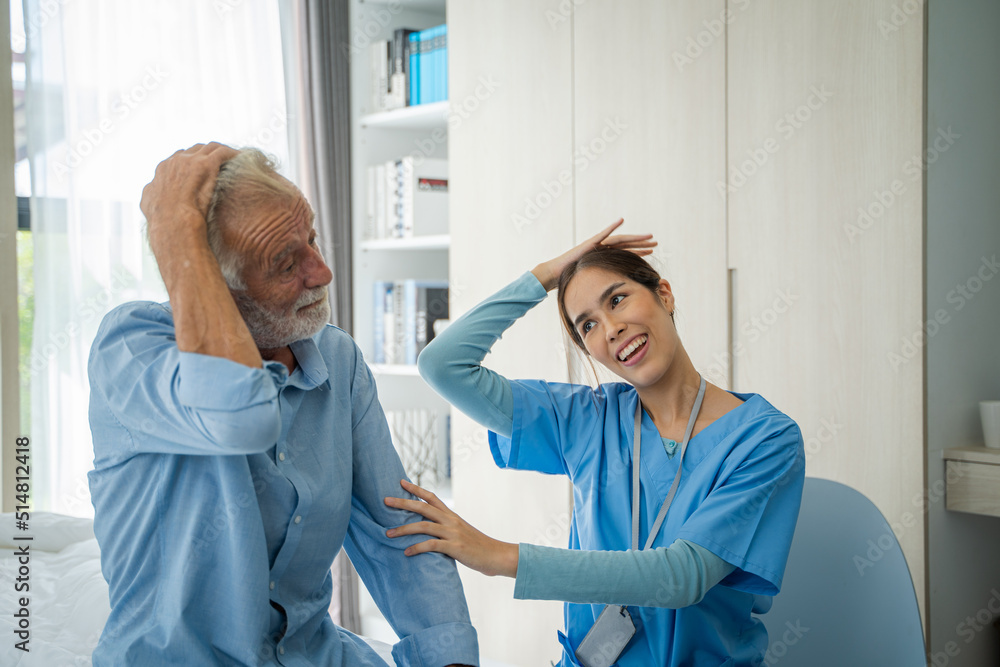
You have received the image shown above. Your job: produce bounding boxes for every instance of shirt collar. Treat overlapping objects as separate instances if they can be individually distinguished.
[287,331,332,390]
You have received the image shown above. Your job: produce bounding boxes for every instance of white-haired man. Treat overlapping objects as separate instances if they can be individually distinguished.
[87,143,478,666]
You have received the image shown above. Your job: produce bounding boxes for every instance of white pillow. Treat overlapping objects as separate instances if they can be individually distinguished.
[0,512,95,552]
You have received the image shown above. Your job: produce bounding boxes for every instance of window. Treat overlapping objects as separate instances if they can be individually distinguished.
[16,0,293,515]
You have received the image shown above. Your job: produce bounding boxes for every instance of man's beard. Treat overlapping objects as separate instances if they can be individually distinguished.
[234,288,331,350]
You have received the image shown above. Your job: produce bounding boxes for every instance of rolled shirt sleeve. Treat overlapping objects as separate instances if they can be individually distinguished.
[89,301,282,462]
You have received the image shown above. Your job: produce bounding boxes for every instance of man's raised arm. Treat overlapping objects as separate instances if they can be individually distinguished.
[141,142,261,368]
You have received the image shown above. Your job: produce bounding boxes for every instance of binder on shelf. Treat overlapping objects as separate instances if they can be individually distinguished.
[407,157,448,237]
[396,24,446,108]
[408,31,421,106]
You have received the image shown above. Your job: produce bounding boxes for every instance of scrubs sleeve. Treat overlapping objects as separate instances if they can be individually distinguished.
[418,271,548,438]
[514,538,736,608]
[676,419,805,595]
[488,379,608,478]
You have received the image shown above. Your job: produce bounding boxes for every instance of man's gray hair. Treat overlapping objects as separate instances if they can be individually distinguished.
[205,148,298,290]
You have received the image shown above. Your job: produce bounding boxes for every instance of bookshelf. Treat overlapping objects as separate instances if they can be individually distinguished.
[359,234,449,251]
[349,0,449,391]
[348,0,450,647]
[360,100,449,129]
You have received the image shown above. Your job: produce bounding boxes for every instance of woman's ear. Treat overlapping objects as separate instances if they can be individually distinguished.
[657,279,674,312]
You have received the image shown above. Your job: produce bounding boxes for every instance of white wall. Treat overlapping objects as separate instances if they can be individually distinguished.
[448,1,575,663]
[926,1,1000,664]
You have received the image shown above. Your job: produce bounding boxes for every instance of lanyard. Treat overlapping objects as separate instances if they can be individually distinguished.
[631,375,706,552]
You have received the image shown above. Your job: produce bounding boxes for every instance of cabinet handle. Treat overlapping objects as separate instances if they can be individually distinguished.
[728,267,737,391]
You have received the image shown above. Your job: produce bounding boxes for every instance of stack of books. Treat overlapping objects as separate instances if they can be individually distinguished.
[366,157,447,240]
[373,280,449,365]
[370,24,448,112]
[409,24,448,106]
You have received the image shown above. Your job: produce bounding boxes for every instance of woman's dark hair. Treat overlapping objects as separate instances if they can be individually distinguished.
[556,246,667,352]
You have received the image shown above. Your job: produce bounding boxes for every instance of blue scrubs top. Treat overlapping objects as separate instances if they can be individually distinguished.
[489,379,805,666]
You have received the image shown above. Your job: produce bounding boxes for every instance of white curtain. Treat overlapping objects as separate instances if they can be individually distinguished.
[23,0,295,516]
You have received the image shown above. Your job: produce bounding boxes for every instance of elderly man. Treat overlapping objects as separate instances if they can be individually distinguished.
[87,143,478,666]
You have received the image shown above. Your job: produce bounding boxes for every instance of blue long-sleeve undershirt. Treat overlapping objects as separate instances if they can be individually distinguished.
[417,271,736,608]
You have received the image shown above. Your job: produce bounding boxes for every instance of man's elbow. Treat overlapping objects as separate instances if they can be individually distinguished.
[199,401,282,453]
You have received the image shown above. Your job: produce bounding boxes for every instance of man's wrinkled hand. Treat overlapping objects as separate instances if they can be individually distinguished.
[140,142,239,251]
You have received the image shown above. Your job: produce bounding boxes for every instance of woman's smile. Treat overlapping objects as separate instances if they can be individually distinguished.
[617,333,649,365]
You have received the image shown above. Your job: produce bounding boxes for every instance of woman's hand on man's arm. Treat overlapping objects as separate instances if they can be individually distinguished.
[385,480,520,578]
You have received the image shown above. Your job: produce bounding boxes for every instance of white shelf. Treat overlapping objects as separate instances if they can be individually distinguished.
[360,101,449,130]
[360,0,445,13]
[360,234,449,250]
[369,364,421,376]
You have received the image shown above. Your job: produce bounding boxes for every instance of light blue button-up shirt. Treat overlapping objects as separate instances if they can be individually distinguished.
[87,301,478,666]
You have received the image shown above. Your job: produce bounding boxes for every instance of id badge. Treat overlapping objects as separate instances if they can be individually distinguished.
[574,604,636,667]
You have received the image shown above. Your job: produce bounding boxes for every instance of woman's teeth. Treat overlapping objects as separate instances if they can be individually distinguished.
[618,335,648,361]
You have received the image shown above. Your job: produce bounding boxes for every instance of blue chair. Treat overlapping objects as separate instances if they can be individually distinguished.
[755,477,926,666]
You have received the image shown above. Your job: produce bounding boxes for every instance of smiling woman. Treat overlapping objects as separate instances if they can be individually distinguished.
[400,219,806,667]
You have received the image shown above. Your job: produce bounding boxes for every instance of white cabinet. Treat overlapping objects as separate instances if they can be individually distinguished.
[357,1,1000,665]
[727,0,927,620]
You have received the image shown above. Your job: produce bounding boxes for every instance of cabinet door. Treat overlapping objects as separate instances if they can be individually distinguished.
[727,0,926,618]
[573,0,729,384]
[448,1,575,663]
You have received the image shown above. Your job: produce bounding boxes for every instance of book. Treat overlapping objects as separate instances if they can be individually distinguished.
[365,165,376,241]
[387,28,416,109]
[414,280,449,362]
[370,40,389,111]
[400,28,415,106]
[385,160,399,239]
[408,31,421,106]
[366,157,447,240]
[391,280,406,364]
[400,157,448,237]
[422,24,447,104]
[373,280,449,365]
[372,280,390,363]
[373,163,386,240]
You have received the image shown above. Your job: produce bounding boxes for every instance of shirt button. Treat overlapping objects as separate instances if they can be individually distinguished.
[269,581,275,590]
[278,452,286,461]
[278,646,285,655]
[294,515,302,524]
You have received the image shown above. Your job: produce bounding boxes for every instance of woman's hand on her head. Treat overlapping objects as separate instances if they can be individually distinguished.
[530,217,657,291]
[385,479,519,578]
